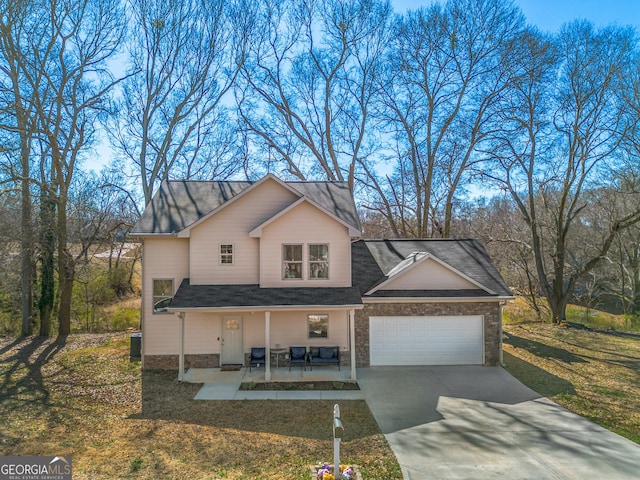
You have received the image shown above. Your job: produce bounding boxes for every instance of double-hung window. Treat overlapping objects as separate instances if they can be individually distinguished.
[282,244,303,279]
[309,244,329,279]
[152,279,173,314]
[220,244,234,265]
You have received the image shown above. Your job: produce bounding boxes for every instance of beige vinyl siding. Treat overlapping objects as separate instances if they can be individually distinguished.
[190,178,299,285]
[259,202,351,287]
[185,313,220,354]
[142,237,189,355]
[380,258,478,290]
[243,310,350,351]
[146,309,350,356]
[143,314,220,355]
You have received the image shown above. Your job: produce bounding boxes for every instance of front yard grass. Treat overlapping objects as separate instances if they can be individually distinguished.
[503,323,640,444]
[0,334,401,479]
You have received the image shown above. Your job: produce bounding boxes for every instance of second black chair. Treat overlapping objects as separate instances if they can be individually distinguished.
[289,346,307,371]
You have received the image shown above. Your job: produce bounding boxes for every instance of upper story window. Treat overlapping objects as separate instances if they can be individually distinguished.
[283,244,303,279]
[309,244,329,279]
[220,244,234,265]
[153,279,173,314]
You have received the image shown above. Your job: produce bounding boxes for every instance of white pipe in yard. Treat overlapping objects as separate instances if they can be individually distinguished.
[334,437,341,478]
[333,404,343,478]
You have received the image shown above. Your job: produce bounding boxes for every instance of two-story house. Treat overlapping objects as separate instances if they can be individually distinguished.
[131,174,513,381]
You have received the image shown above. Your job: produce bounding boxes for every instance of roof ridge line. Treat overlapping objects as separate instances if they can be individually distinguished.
[361,238,478,242]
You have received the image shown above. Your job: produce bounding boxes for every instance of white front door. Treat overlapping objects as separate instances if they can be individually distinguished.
[221,316,244,365]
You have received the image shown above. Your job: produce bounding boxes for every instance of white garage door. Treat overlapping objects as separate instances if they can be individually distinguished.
[369,316,484,366]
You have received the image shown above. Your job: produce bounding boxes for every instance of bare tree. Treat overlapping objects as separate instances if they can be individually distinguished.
[487,21,640,323]
[236,0,392,189]
[0,0,42,335]
[364,0,524,238]
[113,0,251,206]
[1,0,127,335]
[455,196,548,318]
[592,171,640,315]
[607,228,640,315]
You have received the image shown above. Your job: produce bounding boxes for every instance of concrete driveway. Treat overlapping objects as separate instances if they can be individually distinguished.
[357,366,640,479]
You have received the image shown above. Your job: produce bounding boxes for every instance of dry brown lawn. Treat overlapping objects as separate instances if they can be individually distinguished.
[503,323,640,444]
[0,334,401,479]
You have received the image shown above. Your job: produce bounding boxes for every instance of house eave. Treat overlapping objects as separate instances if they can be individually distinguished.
[129,232,178,238]
[167,304,365,313]
[175,174,296,237]
[362,296,514,304]
[249,196,361,238]
[365,252,497,296]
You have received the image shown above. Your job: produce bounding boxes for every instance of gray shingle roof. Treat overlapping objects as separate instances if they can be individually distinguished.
[290,181,362,231]
[169,279,363,310]
[131,176,361,235]
[132,180,250,234]
[351,239,513,298]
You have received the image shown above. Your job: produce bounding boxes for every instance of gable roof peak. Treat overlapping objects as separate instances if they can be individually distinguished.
[351,238,513,298]
[131,173,361,235]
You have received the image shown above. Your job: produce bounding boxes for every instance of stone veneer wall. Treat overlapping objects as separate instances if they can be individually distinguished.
[354,301,502,367]
[144,354,219,370]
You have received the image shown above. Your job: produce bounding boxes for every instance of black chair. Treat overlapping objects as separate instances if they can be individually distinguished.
[249,347,265,371]
[289,346,307,371]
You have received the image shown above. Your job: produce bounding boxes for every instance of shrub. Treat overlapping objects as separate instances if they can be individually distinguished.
[0,311,19,337]
[109,307,140,332]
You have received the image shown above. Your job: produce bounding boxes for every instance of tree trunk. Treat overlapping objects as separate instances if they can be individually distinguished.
[20,178,33,336]
[632,244,640,314]
[443,199,453,239]
[20,140,32,337]
[548,293,569,324]
[57,186,75,335]
[38,187,56,336]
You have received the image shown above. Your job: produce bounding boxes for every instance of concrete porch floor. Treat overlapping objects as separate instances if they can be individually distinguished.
[183,366,354,383]
[184,366,363,400]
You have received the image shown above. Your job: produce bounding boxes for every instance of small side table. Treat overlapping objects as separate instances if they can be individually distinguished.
[271,348,287,368]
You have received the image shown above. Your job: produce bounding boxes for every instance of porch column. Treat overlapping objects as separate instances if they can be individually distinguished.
[178,312,185,382]
[349,309,356,381]
[265,311,271,381]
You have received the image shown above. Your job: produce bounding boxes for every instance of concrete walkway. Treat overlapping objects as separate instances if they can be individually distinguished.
[358,366,640,480]
[188,367,364,400]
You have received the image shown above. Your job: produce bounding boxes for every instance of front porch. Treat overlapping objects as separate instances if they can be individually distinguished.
[173,307,360,382]
[184,366,364,400]
[183,365,354,384]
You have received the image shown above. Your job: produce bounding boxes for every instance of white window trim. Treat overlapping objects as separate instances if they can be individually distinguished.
[219,243,234,265]
[152,278,174,315]
[282,243,303,280]
[308,243,329,280]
